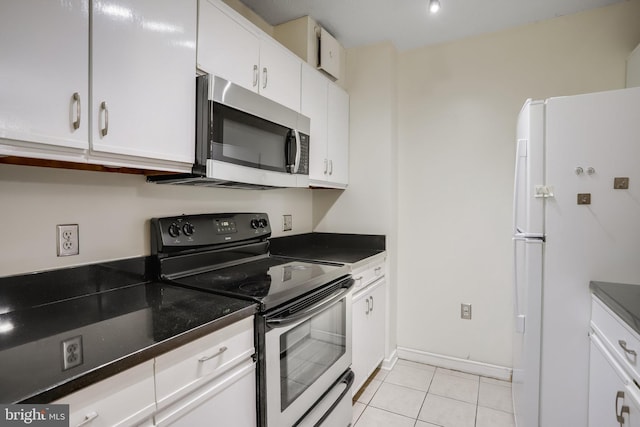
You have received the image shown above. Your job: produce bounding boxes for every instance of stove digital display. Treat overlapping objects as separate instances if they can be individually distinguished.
[215,219,237,234]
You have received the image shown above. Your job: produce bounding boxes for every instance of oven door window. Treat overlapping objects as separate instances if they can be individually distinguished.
[212,103,292,173]
[280,300,346,411]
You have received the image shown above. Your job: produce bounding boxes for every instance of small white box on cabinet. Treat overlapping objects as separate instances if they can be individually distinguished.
[318,27,342,80]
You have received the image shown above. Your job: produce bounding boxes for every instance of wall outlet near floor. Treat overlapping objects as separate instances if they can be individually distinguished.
[283,214,293,231]
[61,335,83,370]
[57,224,79,256]
[461,303,472,320]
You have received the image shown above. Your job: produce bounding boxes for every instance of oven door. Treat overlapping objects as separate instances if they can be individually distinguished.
[264,285,352,427]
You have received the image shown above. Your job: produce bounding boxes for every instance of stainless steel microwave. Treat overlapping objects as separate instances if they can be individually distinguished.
[149,74,310,189]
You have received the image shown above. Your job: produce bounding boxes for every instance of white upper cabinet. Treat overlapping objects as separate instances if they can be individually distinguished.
[0,0,89,156]
[301,64,349,188]
[91,0,196,165]
[197,0,301,113]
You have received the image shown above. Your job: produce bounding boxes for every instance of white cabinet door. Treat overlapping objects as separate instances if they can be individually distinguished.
[0,0,88,151]
[301,65,329,183]
[326,83,349,187]
[91,0,196,163]
[259,38,301,113]
[588,335,640,427]
[352,278,386,395]
[55,360,156,427]
[197,0,260,93]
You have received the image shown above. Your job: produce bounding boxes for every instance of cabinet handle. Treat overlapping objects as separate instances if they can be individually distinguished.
[100,101,109,137]
[262,67,268,89]
[369,296,374,312]
[198,346,228,362]
[365,298,370,315]
[616,391,630,425]
[253,65,258,87]
[76,411,98,427]
[329,159,333,175]
[72,92,81,130]
[619,340,637,357]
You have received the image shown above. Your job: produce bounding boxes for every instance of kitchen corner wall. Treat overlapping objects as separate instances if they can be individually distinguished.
[0,164,312,276]
[312,42,399,361]
[397,0,640,368]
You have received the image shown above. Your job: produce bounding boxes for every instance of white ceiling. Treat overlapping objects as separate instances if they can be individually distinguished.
[237,0,624,51]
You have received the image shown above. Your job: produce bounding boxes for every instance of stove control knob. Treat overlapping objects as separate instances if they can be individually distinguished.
[250,219,260,229]
[259,218,268,228]
[182,222,195,236]
[168,223,181,238]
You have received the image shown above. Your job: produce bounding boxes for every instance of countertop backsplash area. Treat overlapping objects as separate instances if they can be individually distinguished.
[0,163,314,277]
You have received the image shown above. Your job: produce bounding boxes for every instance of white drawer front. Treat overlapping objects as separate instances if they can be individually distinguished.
[352,262,385,293]
[592,297,640,381]
[155,317,254,405]
[54,360,155,427]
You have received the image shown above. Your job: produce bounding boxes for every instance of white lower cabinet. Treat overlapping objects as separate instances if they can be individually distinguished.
[53,360,156,427]
[589,296,640,427]
[589,334,640,427]
[352,260,386,395]
[153,316,256,426]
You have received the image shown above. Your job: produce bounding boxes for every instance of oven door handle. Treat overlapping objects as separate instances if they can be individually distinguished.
[266,286,351,328]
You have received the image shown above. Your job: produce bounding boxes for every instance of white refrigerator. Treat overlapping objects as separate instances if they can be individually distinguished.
[512,87,640,427]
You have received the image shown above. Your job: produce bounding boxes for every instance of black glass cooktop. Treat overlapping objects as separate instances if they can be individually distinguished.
[170,256,349,312]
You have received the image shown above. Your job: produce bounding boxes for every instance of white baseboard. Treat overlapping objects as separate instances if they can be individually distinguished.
[396,346,512,381]
[380,348,398,371]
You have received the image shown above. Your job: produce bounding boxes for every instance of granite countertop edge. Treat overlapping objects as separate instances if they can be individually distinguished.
[21,303,257,404]
[590,281,640,336]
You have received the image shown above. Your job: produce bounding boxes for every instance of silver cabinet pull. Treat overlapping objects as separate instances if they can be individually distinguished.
[100,101,109,137]
[72,92,81,130]
[262,67,268,89]
[374,266,382,276]
[365,298,370,315]
[369,296,374,312]
[76,411,98,427]
[253,65,258,87]
[324,159,328,174]
[619,340,637,357]
[329,159,333,175]
[198,346,227,362]
[616,391,629,425]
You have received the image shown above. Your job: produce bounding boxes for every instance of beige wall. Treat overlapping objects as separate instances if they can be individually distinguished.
[313,42,399,359]
[396,0,640,368]
[0,164,312,276]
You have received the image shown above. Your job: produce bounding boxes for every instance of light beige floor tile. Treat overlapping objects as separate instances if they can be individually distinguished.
[357,378,383,404]
[368,382,427,419]
[435,367,480,382]
[352,401,366,425]
[478,381,513,413]
[480,376,512,386]
[354,406,416,427]
[396,359,437,372]
[373,367,390,382]
[418,394,476,427]
[429,370,479,404]
[415,421,442,427]
[476,406,516,427]
[385,363,435,391]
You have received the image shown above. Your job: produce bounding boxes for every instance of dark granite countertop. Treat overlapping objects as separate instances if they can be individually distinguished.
[269,232,386,264]
[590,281,640,336]
[0,257,257,404]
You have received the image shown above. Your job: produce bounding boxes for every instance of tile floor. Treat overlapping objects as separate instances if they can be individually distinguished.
[352,359,515,427]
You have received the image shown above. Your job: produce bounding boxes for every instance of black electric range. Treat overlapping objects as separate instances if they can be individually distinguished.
[150,212,352,313]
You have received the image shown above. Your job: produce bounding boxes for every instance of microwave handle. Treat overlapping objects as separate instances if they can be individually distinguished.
[292,130,301,174]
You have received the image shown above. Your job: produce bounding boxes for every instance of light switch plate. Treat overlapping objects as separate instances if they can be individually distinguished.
[283,215,292,231]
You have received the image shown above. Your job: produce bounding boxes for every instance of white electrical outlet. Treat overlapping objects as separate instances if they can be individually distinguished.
[57,224,79,256]
[283,215,293,231]
[461,303,472,320]
[61,336,83,370]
